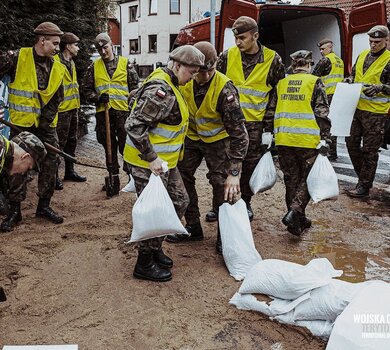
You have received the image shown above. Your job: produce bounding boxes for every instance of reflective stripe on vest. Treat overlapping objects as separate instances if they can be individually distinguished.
[274,73,320,149]
[54,55,80,112]
[123,68,189,169]
[355,49,390,114]
[226,45,275,122]
[94,56,129,112]
[8,47,65,128]
[322,52,344,95]
[180,71,229,143]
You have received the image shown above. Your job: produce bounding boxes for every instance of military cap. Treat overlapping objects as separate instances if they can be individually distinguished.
[61,32,80,44]
[12,132,47,172]
[95,33,111,49]
[290,50,314,66]
[367,25,389,38]
[33,22,63,36]
[232,16,258,35]
[194,41,218,70]
[317,38,333,47]
[169,45,205,67]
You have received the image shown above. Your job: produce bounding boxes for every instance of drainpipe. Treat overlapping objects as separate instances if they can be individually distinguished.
[189,0,192,23]
[210,0,216,46]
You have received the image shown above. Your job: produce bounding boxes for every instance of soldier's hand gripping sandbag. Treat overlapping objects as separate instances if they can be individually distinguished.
[363,84,383,97]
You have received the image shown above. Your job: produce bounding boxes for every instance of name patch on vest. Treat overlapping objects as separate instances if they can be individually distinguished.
[281,80,306,101]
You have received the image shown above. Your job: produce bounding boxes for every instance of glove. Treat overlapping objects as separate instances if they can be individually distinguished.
[261,132,273,149]
[316,140,329,156]
[363,84,382,97]
[99,93,109,104]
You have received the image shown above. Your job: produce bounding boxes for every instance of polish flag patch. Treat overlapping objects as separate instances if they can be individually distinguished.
[227,94,234,102]
[156,88,167,98]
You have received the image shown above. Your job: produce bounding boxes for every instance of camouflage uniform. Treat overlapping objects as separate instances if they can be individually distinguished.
[82,56,139,174]
[268,70,331,214]
[312,56,337,156]
[125,67,190,254]
[0,135,12,174]
[0,48,63,202]
[346,48,390,189]
[217,42,285,206]
[178,79,248,225]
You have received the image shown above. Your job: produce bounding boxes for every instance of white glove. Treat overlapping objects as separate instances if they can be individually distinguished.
[261,132,273,149]
[161,161,169,173]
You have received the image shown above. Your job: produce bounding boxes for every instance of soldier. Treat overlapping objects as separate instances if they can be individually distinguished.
[54,32,86,191]
[312,38,344,161]
[124,45,205,282]
[0,22,66,232]
[215,16,285,222]
[165,42,249,254]
[82,33,139,189]
[345,25,390,198]
[270,50,331,236]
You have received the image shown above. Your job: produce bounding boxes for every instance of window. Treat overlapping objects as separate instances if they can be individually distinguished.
[130,37,140,54]
[129,5,138,22]
[169,34,178,52]
[170,0,180,14]
[148,35,157,53]
[149,0,157,15]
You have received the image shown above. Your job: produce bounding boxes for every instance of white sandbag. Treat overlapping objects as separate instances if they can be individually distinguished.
[326,281,390,350]
[239,258,342,299]
[128,173,188,242]
[307,154,339,203]
[121,174,136,193]
[249,151,277,194]
[293,279,368,322]
[229,292,273,316]
[219,199,262,281]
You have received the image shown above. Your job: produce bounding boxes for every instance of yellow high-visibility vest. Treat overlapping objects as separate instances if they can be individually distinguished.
[180,71,229,143]
[123,68,189,169]
[226,45,275,122]
[8,47,65,128]
[355,49,390,114]
[0,136,10,174]
[274,73,320,149]
[322,52,344,95]
[54,54,80,112]
[94,56,129,113]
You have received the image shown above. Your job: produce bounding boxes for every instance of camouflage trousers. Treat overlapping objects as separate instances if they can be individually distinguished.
[345,109,387,189]
[178,137,229,225]
[57,109,78,158]
[130,165,189,254]
[8,125,59,202]
[277,146,318,214]
[95,109,129,175]
[241,121,266,204]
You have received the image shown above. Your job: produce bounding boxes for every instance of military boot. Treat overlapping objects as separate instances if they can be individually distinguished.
[1,202,22,232]
[64,161,87,182]
[153,248,173,269]
[205,209,218,222]
[166,222,204,242]
[283,209,303,236]
[133,251,172,282]
[216,228,222,255]
[36,198,64,224]
[243,197,254,222]
[55,170,64,191]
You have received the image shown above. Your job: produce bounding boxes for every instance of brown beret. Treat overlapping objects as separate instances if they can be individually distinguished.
[232,16,258,35]
[317,38,333,47]
[367,25,389,38]
[95,33,111,49]
[169,45,205,67]
[194,41,218,70]
[33,22,63,36]
[61,32,80,44]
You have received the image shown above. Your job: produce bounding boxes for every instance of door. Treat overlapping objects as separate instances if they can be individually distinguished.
[347,0,387,72]
[217,0,258,53]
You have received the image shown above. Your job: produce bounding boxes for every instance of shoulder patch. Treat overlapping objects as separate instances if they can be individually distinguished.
[156,87,167,99]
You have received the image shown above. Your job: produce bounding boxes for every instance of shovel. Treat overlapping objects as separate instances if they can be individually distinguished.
[104,103,120,197]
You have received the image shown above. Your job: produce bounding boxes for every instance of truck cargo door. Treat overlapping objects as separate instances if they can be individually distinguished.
[348,0,387,71]
[217,0,258,53]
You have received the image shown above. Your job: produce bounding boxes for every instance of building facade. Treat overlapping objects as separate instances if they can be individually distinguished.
[119,0,221,77]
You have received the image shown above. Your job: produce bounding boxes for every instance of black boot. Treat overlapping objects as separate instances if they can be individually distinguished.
[64,161,87,182]
[166,222,204,242]
[205,209,218,222]
[1,201,22,232]
[153,248,173,269]
[36,198,64,224]
[282,209,303,236]
[216,228,222,255]
[243,198,254,222]
[133,251,172,282]
[55,177,64,191]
